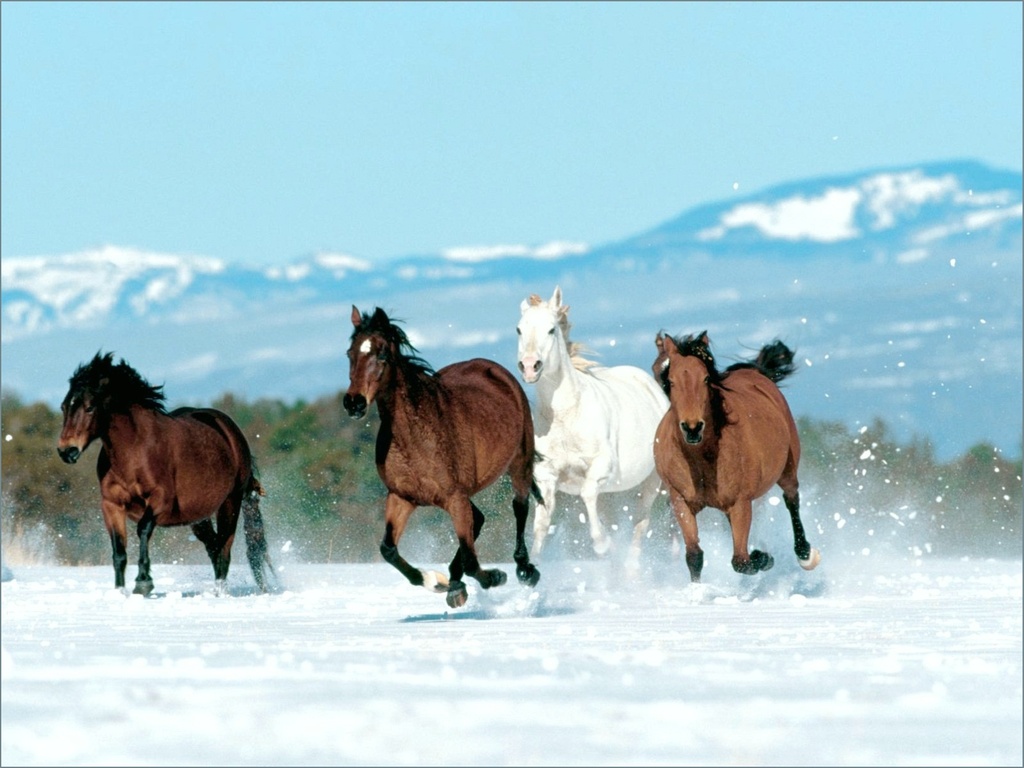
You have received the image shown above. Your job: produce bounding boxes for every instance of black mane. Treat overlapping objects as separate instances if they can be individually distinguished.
[354,307,436,379]
[66,352,167,413]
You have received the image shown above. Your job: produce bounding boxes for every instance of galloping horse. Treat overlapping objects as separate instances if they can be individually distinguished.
[516,286,669,569]
[343,306,541,609]
[57,352,276,595]
[652,331,821,582]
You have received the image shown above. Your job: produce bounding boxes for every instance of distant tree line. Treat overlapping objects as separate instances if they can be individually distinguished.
[1,390,1020,569]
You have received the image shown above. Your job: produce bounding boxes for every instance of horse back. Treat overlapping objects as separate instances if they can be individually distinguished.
[721,368,800,478]
[163,408,254,514]
[427,358,534,490]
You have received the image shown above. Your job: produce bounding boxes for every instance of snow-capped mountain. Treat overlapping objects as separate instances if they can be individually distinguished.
[2,160,1021,461]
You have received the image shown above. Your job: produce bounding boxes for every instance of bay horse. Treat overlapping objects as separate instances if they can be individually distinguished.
[342,306,541,609]
[57,352,276,596]
[516,286,669,570]
[652,331,821,583]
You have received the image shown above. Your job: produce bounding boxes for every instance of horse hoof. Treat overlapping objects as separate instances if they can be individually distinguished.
[481,568,507,589]
[517,564,541,588]
[754,550,774,572]
[133,580,154,597]
[799,548,822,571]
[446,581,468,609]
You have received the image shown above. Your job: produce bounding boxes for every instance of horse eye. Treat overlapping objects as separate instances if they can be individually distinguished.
[547,328,555,335]
[703,376,710,385]
[85,404,96,414]
[516,327,521,335]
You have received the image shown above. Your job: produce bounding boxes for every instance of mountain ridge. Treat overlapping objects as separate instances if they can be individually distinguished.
[2,159,1021,461]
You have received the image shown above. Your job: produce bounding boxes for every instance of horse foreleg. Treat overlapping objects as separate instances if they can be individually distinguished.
[669,492,705,583]
[103,501,129,591]
[783,488,821,570]
[529,476,558,559]
[727,500,773,575]
[133,511,157,596]
[580,478,611,556]
[379,494,449,594]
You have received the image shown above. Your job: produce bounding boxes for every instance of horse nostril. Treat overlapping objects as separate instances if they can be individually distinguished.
[343,393,367,419]
[58,446,80,464]
[680,421,704,445]
[532,361,542,373]
[517,361,525,372]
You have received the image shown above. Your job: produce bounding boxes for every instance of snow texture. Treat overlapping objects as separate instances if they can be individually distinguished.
[2,552,1021,766]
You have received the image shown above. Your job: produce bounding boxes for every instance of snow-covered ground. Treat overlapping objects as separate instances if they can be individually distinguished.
[2,550,1021,766]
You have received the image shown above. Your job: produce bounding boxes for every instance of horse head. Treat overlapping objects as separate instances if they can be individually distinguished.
[344,306,435,419]
[662,332,718,445]
[516,286,572,384]
[344,306,392,419]
[57,351,165,463]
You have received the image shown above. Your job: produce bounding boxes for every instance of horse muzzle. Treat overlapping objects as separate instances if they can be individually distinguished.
[518,357,543,383]
[57,446,81,464]
[680,421,705,445]
[342,393,368,419]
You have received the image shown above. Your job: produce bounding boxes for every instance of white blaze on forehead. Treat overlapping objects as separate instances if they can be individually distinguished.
[359,339,372,354]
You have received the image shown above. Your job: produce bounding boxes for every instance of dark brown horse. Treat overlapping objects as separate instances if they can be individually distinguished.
[343,306,541,608]
[57,352,276,595]
[652,331,821,582]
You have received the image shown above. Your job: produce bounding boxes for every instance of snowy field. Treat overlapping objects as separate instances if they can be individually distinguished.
[2,551,1021,767]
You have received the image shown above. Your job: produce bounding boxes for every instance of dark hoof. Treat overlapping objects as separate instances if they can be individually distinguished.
[517,563,541,588]
[446,580,468,609]
[479,568,507,589]
[732,551,775,575]
[133,579,154,597]
[752,550,774,572]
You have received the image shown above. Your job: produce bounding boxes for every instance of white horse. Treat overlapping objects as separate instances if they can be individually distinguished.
[516,286,670,568]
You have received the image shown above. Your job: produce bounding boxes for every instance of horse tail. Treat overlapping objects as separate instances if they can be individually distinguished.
[241,465,277,593]
[753,340,797,383]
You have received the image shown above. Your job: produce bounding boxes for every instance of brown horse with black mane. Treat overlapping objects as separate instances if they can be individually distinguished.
[652,331,821,583]
[343,306,541,608]
[57,352,276,595]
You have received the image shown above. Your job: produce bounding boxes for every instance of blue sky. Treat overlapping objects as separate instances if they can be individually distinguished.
[2,1,1021,267]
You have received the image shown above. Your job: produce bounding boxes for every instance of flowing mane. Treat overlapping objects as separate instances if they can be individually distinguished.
[68,352,167,413]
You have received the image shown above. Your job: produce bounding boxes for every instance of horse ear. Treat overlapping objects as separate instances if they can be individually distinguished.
[520,297,530,314]
[351,306,362,328]
[551,285,562,307]
[371,307,389,326]
[654,332,665,352]
[698,331,710,348]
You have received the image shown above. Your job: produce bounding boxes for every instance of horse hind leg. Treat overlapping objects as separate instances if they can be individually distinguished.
[625,471,663,576]
[191,517,230,594]
[782,487,821,570]
[242,483,278,593]
[512,492,540,587]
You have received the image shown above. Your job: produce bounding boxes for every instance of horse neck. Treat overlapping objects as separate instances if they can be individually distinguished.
[102,406,161,462]
[535,333,581,410]
[374,363,432,432]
